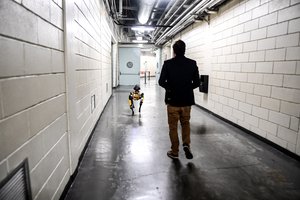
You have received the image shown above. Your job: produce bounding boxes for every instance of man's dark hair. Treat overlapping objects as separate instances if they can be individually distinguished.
[173,40,186,56]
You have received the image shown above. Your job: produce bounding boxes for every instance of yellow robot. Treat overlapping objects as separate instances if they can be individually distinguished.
[128,85,144,115]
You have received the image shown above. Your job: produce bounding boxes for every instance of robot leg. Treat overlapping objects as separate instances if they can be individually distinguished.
[139,93,144,113]
[128,94,134,115]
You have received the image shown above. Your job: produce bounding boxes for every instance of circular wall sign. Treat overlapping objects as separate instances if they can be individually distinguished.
[126,61,133,68]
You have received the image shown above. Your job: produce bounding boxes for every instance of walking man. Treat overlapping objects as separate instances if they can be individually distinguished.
[159,40,200,159]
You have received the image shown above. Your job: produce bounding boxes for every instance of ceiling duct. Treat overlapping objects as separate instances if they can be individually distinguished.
[138,0,156,24]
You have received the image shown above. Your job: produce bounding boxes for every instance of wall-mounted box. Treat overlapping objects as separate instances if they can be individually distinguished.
[199,75,209,93]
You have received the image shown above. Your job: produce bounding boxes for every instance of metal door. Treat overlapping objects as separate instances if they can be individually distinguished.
[119,47,141,85]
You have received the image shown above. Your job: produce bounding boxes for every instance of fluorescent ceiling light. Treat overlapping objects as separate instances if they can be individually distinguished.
[131,26,155,32]
[138,15,149,25]
[132,40,148,43]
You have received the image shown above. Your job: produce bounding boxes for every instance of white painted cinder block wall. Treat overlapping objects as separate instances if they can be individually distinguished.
[65,0,113,175]
[0,0,114,199]
[166,0,300,155]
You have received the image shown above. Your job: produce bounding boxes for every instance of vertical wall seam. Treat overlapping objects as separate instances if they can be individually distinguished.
[62,0,72,177]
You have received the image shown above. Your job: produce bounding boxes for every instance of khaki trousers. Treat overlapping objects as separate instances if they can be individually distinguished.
[167,105,191,155]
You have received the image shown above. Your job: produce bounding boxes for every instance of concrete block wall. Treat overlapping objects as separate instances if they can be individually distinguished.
[0,0,114,199]
[65,0,113,174]
[171,0,300,155]
[0,0,68,199]
[70,0,104,169]
[101,16,113,104]
[112,43,119,88]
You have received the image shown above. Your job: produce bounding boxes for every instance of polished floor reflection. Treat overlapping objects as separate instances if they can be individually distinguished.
[65,79,300,200]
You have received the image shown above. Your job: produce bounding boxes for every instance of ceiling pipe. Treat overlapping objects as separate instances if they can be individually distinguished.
[156,0,226,45]
[152,0,186,38]
[116,23,172,28]
[206,0,227,9]
[153,0,195,41]
[105,0,119,24]
[154,0,204,42]
[178,0,225,27]
[150,0,163,22]
[119,0,123,16]
[149,0,169,26]
[138,0,157,24]
[155,0,213,45]
[159,18,194,44]
[163,0,194,26]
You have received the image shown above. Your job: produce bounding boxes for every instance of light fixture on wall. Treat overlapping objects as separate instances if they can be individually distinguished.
[194,16,204,23]
[205,8,218,14]
[194,15,210,24]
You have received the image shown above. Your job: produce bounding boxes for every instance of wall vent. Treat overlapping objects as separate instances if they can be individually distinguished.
[0,159,32,200]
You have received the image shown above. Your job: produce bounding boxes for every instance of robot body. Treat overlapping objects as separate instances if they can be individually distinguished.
[128,85,144,115]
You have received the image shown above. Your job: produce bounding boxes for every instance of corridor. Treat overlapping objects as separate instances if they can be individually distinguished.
[1,0,300,199]
[65,80,300,200]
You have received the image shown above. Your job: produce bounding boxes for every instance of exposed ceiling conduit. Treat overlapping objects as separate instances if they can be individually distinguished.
[156,0,214,45]
[172,0,226,34]
[150,0,163,21]
[154,0,205,43]
[138,0,157,24]
[156,0,227,45]
[119,0,123,16]
[149,0,169,26]
[207,0,226,9]
[152,0,186,38]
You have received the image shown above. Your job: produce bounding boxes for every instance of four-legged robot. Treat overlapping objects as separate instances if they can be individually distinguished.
[128,85,144,115]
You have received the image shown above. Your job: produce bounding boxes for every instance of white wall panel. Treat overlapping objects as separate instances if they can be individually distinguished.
[0,0,38,43]
[24,43,52,74]
[0,111,30,161]
[65,0,113,176]
[0,37,24,77]
[23,0,51,21]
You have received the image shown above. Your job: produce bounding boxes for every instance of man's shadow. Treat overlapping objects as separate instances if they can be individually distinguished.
[167,160,216,200]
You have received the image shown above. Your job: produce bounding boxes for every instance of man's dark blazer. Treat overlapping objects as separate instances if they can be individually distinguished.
[159,55,200,106]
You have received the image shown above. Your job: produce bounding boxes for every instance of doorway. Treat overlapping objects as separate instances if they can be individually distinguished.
[119,47,141,85]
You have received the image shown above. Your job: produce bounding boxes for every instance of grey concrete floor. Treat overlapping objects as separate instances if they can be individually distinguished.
[65,79,300,200]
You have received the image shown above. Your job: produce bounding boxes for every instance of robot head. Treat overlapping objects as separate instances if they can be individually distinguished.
[133,84,140,91]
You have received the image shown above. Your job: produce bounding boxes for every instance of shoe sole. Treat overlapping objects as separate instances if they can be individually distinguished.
[167,153,178,159]
[183,146,193,159]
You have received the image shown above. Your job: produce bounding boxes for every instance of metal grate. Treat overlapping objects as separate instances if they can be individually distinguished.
[0,159,32,200]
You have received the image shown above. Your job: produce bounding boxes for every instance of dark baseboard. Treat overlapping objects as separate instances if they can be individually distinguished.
[59,94,113,200]
[195,104,300,162]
